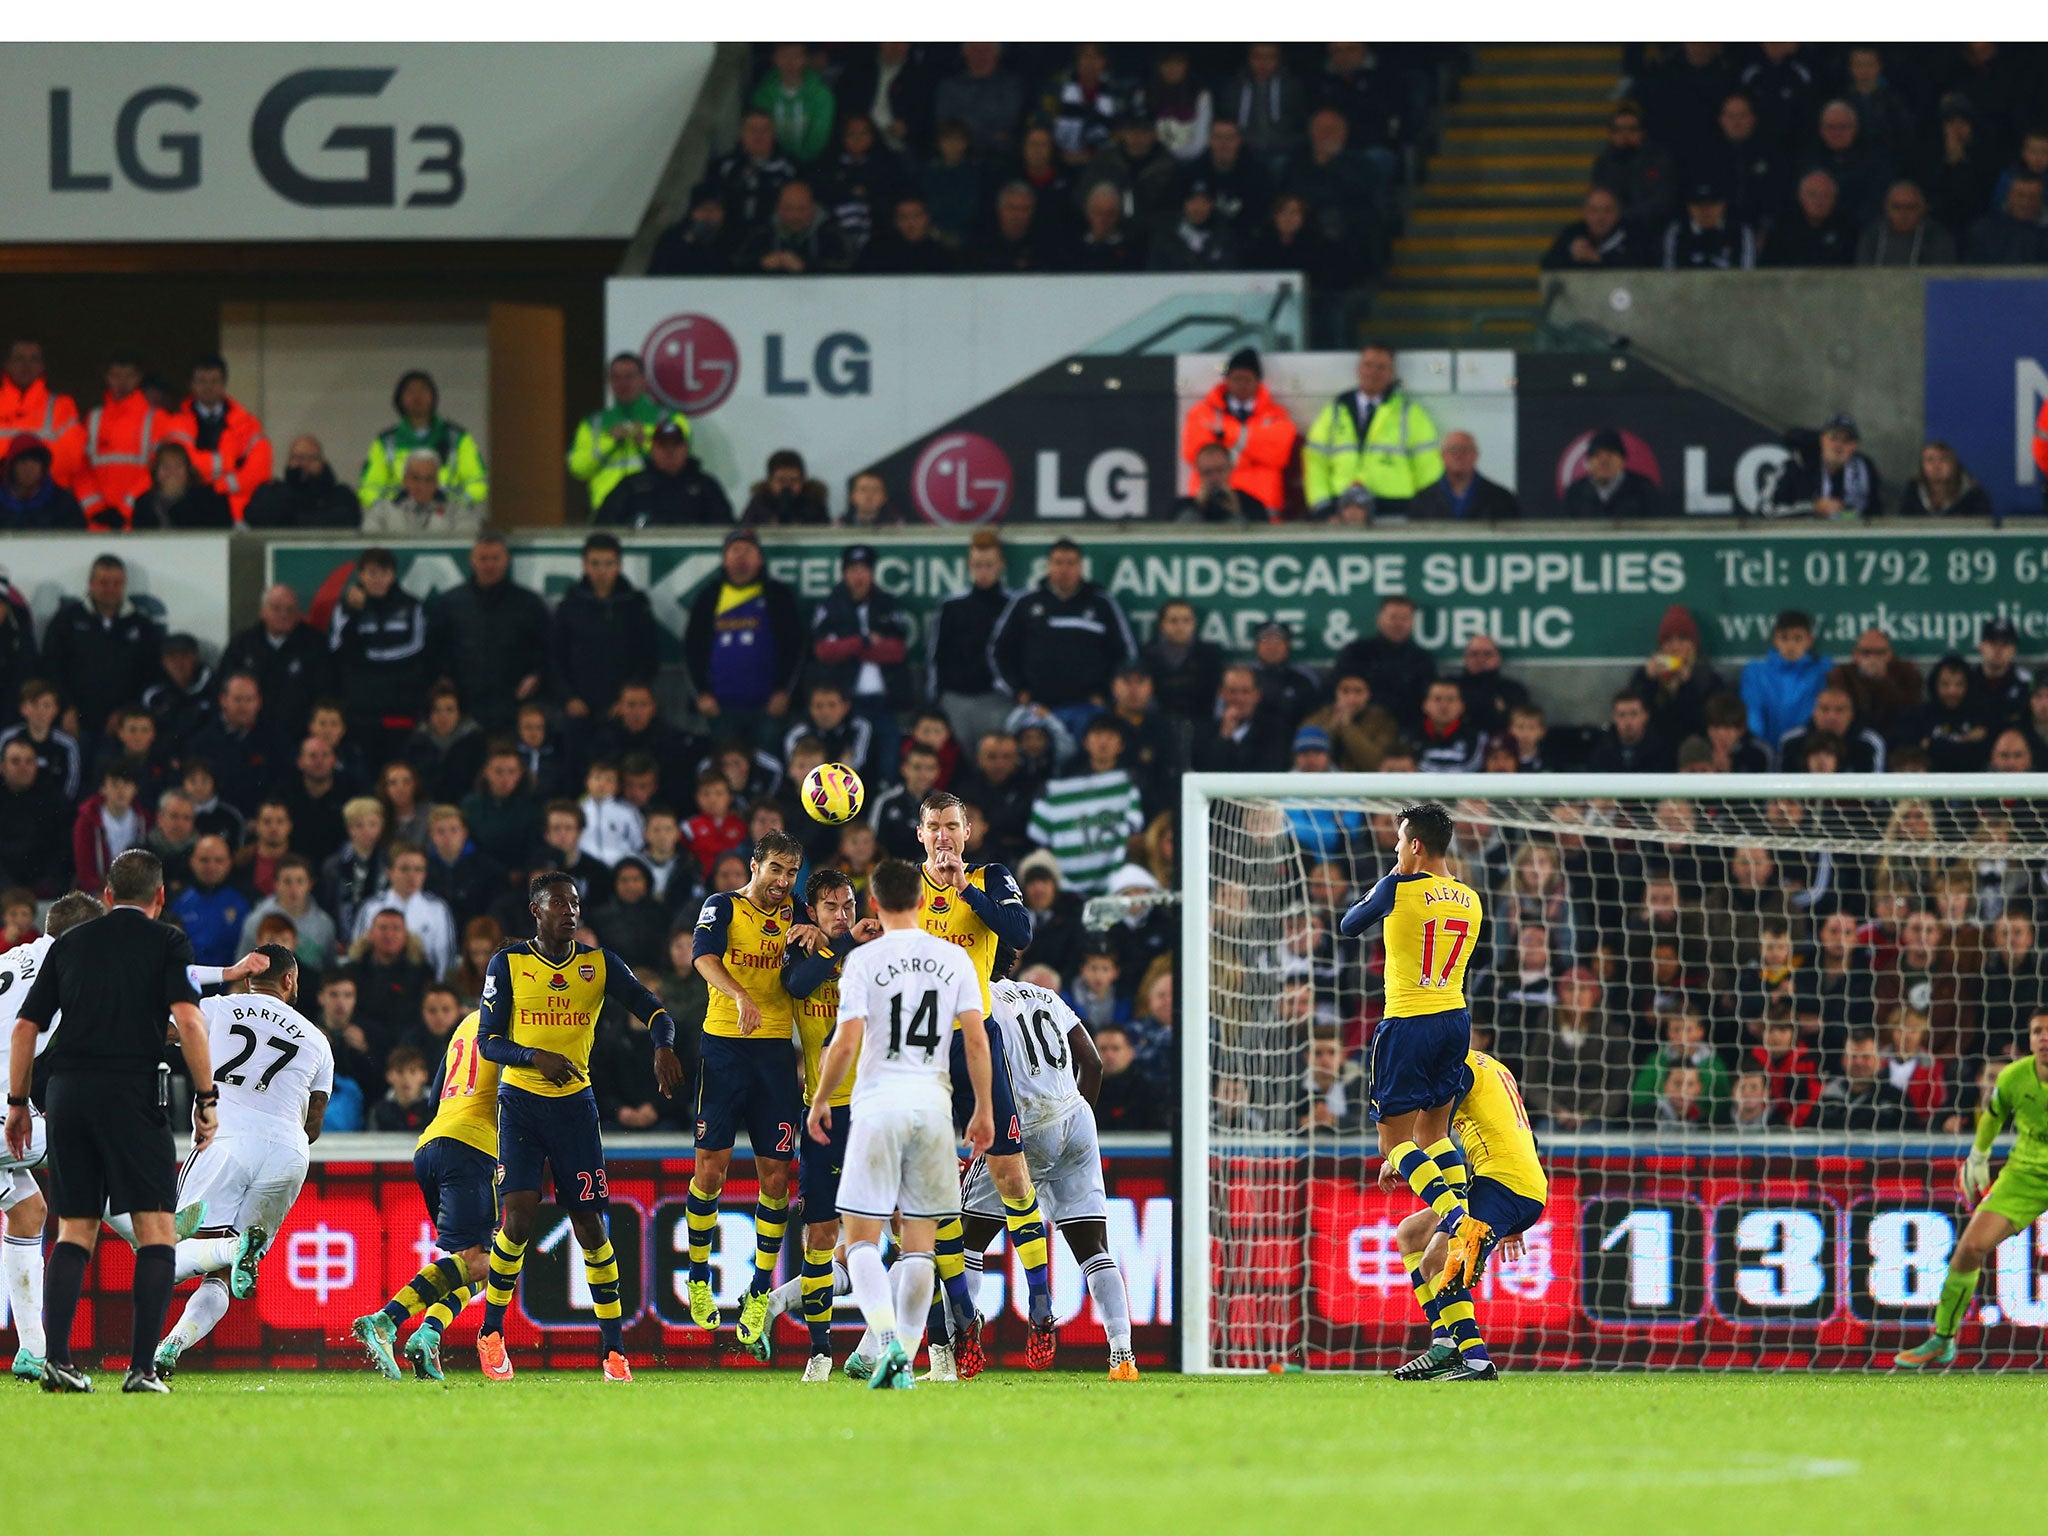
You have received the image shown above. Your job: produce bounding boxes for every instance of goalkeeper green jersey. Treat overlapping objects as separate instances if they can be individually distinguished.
[1981,1057,2048,1175]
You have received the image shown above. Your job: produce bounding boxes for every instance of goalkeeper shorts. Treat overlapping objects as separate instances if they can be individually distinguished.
[1984,1164,2048,1230]
[1367,1008,1474,1121]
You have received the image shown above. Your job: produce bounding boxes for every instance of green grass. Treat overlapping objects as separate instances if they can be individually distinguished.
[1,1369,2026,1531]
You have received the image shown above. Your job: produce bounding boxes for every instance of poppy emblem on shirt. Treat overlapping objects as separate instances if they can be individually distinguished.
[929,895,950,914]
[761,919,780,936]
[549,972,569,991]
[578,964,596,982]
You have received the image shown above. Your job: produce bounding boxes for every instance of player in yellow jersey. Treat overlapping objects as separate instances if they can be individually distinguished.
[474,871,682,1383]
[350,1007,502,1382]
[687,831,825,1351]
[915,791,1053,1373]
[1382,1049,1548,1383]
[1340,802,1492,1288]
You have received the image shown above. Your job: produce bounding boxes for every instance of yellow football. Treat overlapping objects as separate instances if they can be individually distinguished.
[802,762,866,824]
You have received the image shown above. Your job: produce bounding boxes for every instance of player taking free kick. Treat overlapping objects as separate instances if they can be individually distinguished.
[1897,1011,2048,1368]
[1340,801,1490,1289]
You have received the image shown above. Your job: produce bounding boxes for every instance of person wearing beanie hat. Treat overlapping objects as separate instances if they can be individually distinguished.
[595,412,733,529]
[1562,427,1662,519]
[1177,343,1297,515]
[1626,602,1726,742]
[1766,412,1883,520]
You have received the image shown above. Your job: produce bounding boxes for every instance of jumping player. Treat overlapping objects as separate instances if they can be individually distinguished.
[1340,801,1490,1288]
[474,871,682,1383]
[960,946,1140,1381]
[1385,1049,1547,1383]
[807,858,993,1392]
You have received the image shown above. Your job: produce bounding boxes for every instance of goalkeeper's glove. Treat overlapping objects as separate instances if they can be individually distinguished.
[1961,1148,1993,1202]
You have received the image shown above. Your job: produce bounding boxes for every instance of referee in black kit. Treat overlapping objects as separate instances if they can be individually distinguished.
[3,850,218,1394]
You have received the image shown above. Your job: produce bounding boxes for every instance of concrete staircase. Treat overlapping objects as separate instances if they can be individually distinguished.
[1370,44,1620,350]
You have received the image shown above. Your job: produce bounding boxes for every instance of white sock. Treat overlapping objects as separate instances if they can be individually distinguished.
[846,1241,896,1346]
[832,1258,850,1294]
[892,1254,935,1362]
[168,1276,232,1350]
[103,1211,136,1247]
[769,1274,804,1315]
[3,1235,43,1356]
[174,1235,242,1283]
[1084,1253,1133,1353]
[854,1326,878,1359]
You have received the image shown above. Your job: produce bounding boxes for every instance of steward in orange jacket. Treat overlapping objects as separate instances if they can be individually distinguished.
[0,341,89,493]
[170,356,272,521]
[1179,347,1299,517]
[82,358,189,527]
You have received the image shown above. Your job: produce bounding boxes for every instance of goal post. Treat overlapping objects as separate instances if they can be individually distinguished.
[1180,771,2048,1374]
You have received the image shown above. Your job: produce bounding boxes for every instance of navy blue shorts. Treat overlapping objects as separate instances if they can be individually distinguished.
[950,1025,1024,1157]
[1367,1008,1474,1122]
[798,1103,850,1223]
[414,1138,500,1252]
[695,1033,803,1159]
[497,1084,609,1208]
[1466,1175,1546,1245]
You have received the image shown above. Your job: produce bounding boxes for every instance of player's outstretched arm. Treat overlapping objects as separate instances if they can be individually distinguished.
[957,1009,994,1153]
[959,865,1032,949]
[601,948,683,1093]
[1338,871,1403,938]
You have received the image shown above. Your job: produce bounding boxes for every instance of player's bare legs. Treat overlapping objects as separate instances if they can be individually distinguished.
[843,1212,936,1391]
[1896,1204,2017,1368]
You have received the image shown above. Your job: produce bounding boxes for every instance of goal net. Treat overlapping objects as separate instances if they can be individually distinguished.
[1181,772,2048,1373]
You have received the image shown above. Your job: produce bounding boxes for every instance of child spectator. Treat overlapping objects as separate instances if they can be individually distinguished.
[1296,1028,1365,1132]
[1728,1070,1775,1127]
[1882,1003,1947,1126]
[578,759,645,866]
[1746,1005,1824,1127]
[638,805,702,917]
[1507,702,1548,771]
[1739,610,1831,747]
[783,680,872,780]
[1735,918,1804,1037]
[181,757,245,848]
[371,1045,435,1133]
[707,851,749,894]
[1653,1065,1711,1126]
[1092,1023,1166,1131]
[72,758,150,890]
[833,821,879,899]
[682,771,745,866]
[514,700,577,800]
[1027,716,1144,896]
[1631,1012,1729,1123]
[1065,947,1130,1030]
[906,708,960,788]
[97,707,173,809]
[871,743,941,862]
[1702,690,1770,771]
[0,889,38,955]
[237,798,295,898]
[307,699,369,791]
[447,916,503,1006]
[1,679,81,803]
[320,795,388,938]
[528,800,613,909]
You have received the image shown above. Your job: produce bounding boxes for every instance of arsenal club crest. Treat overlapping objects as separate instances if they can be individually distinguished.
[578,964,596,982]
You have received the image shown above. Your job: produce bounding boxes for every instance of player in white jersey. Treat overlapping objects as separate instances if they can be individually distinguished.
[152,944,333,1377]
[806,859,992,1392]
[0,893,107,1380]
[958,946,1140,1381]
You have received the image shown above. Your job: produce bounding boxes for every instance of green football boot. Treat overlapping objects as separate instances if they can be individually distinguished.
[1391,1342,1460,1381]
[1894,1334,1957,1369]
[687,1278,718,1331]
[351,1312,403,1380]
[735,1290,772,1362]
[405,1324,446,1383]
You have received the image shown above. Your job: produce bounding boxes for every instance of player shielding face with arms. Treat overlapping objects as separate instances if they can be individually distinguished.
[1898,1013,2048,1367]
[1383,1049,1547,1383]
[1340,802,1490,1286]
[808,858,993,1391]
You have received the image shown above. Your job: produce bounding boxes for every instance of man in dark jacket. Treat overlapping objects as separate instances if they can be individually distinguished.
[1590,104,1678,233]
[809,544,912,780]
[183,673,284,819]
[990,537,1137,748]
[40,554,163,740]
[1191,664,1289,772]
[219,584,335,742]
[425,803,508,928]
[140,633,216,758]
[1761,170,1856,267]
[948,730,1034,868]
[588,681,699,803]
[0,736,71,894]
[681,527,805,750]
[424,530,549,734]
[328,547,435,762]
[1562,428,1663,519]
[242,435,359,528]
[551,532,662,727]
[1331,594,1435,734]
[595,417,734,529]
[1587,691,1676,774]
[1539,186,1645,271]
[927,529,1014,752]
[1405,431,1521,522]
[1452,633,1531,737]
[0,435,85,529]
[1765,415,1882,520]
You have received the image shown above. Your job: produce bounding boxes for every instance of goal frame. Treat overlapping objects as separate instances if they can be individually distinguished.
[1177,770,2046,1374]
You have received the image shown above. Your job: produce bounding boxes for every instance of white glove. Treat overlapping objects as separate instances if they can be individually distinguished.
[1961,1149,1993,1202]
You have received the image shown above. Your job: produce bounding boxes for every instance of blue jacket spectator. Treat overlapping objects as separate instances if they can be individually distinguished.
[1741,611,1831,745]
[321,1074,367,1133]
[171,833,252,967]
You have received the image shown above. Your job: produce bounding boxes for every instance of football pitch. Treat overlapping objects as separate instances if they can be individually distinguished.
[0,1369,2024,1531]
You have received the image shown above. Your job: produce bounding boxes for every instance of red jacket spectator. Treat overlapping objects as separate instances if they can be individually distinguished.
[683,810,746,868]
[1746,1039,1824,1127]
[83,368,189,526]
[0,349,89,493]
[71,789,153,892]
[1178,349,1298,515]
[170,389,272,520]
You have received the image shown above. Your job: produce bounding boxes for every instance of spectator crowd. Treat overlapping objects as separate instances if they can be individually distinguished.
[1545,43,2048,272]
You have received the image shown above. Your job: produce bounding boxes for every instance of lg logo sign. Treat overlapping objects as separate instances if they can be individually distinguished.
[48,68,464,207]
[641,313,872,416]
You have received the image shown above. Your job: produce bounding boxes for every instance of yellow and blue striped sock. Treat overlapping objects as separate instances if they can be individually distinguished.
[481,1232,527,1336]
[1002,1191,1050,1300]
[685,1182,720,1286]
[380,1253,467,1328]
[1436,1282,1492,1367]
[750,1190,789,1295]
[1389,1141,1466,1225]
[584,1235,624,1355]
[1401,1249,1452,1344]
[1427,1138,1469,1197]
[801,1247,836,1356]
[422,1280,481,1333]
[930,1217,975,1342]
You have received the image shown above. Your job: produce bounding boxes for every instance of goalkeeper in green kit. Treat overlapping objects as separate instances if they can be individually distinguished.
[1896,1013,2048,1368]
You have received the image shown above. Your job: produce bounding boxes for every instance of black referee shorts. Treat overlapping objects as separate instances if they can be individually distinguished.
[46,1072,177,1220]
